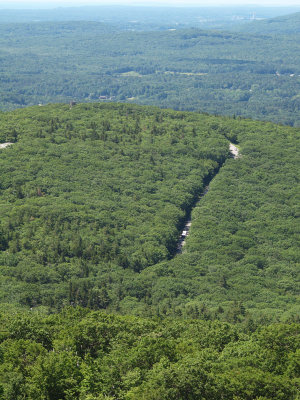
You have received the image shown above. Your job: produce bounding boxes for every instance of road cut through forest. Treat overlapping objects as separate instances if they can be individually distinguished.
[0,138,240,256]
[177,142,240,253]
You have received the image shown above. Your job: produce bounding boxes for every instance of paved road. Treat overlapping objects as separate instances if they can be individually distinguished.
[177,142,240,253]
[229,143,240,159]
[0,143,13,149]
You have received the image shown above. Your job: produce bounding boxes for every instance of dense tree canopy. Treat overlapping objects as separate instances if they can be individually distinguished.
[0,103,299,324]
[136,118,300,322]
[0,8,299,397]
[0,308,298,400]
[0,103,228,311]
[0,22,299,126]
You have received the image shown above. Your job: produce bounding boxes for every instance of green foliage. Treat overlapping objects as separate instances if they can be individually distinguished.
[0,308,298,399]
[0,103,227,311]
[126,118,300,320]
[0,102,299,322]
[0,23,299,125]
[0,11,299,396]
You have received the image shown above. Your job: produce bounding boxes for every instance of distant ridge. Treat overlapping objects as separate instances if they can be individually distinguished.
[235,12,300,35]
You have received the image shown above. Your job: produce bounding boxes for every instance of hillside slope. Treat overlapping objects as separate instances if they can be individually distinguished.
[0,103,299,322]
[137,119,300,321]
[0,103,228,310]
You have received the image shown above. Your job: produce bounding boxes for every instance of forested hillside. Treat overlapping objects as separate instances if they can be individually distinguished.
[0,103,299,324]
[134,118,300,322]
[0,22,299,125]
[0,103,228,312]
[0,5,299,397]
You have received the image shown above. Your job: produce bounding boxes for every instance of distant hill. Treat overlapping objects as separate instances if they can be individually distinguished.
[0,22,300,126]
[235,12,300,35]
[0,5,299,30]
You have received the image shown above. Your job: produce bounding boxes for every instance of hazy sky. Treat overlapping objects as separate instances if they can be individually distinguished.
[2,0,300,7]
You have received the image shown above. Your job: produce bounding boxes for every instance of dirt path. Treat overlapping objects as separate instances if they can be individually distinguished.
[176,142,240,253]
[0,143,13,149]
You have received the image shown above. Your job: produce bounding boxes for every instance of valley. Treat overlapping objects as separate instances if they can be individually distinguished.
[0,20,299,126]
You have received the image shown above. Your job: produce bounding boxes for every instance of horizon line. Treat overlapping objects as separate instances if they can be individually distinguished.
[1,3,300,9]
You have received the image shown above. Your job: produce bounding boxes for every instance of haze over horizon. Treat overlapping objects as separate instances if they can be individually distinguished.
[1,0,300,8]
